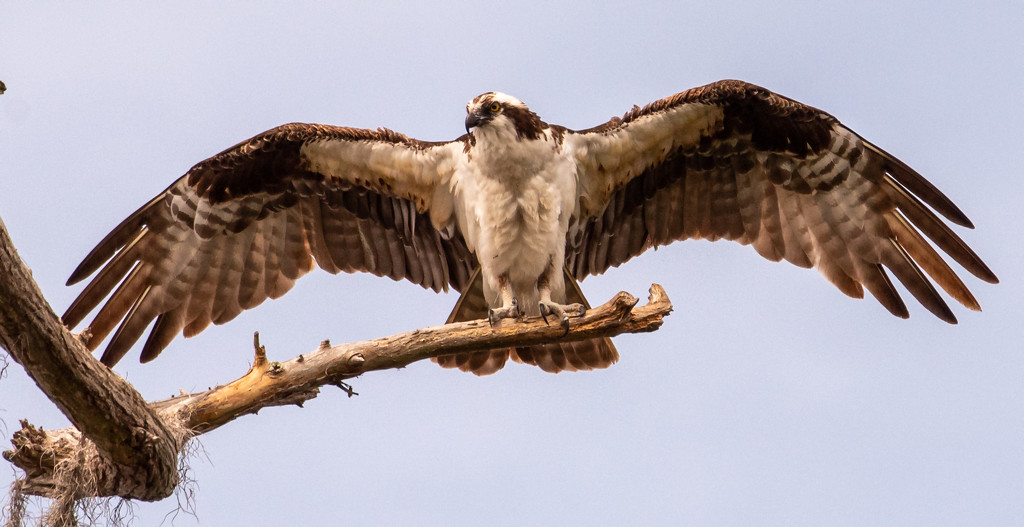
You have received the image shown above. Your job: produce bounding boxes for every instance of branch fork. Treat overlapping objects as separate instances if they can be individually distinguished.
[2,213,673,503]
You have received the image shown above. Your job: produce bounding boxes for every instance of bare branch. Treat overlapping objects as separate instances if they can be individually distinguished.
[1,209,672,506]
[154,285,671,435]
[0,217,179,501]
[6,283,672,499]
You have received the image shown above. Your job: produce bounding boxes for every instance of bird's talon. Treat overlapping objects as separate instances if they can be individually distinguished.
[488,302,522,328]
[539,303,552,325]
[538,301,584,335]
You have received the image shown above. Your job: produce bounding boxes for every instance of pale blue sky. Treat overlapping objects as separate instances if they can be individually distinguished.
[2,2,1022,525]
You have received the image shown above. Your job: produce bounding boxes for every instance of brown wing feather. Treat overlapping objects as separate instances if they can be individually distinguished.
[567,80,996,322]
[64,123,476,366]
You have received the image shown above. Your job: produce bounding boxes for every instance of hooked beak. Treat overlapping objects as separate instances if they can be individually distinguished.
[465,111,485,134]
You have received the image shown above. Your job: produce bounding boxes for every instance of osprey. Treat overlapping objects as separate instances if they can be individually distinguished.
[64,80,998,375]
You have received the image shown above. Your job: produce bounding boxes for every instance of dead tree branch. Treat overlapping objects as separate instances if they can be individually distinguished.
[0,217,179,501]
[151,284,671,435]
[1,211,673,503]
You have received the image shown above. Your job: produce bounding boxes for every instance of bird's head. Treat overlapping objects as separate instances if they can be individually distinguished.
[465,92,547,141]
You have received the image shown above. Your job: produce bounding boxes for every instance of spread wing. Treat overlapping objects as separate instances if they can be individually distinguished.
[566,80,998,322]
[64,123,477,366]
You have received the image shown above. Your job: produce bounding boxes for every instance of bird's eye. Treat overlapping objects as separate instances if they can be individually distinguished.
[489,102,501,112]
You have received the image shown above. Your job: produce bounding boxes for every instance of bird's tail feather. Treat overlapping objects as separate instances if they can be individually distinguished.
[433,267,618,375]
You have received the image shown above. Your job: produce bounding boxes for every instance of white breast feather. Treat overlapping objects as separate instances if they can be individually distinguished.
[453,127,577,312]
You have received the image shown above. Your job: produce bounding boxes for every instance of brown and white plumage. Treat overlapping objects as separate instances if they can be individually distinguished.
[63,80,998,374]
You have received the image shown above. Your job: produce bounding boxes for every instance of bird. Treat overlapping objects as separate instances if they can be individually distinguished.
[63,80,998,375]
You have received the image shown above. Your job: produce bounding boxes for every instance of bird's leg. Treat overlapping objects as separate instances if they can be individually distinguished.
[537,262,585,332]
[487,272,520,327]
